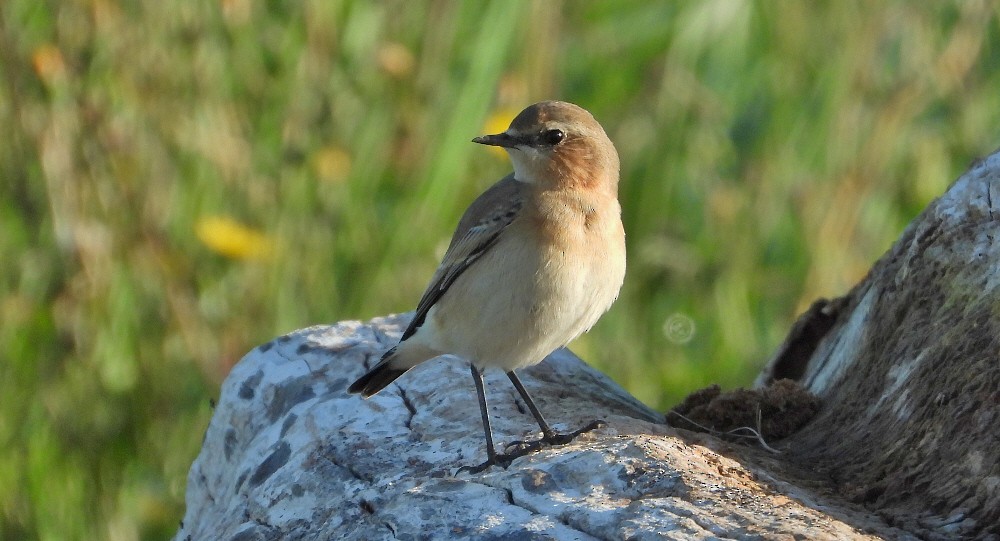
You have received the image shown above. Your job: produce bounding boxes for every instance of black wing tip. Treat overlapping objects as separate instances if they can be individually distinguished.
[348,348,406,397]
[348,366,407,397]
[346,377,369,395]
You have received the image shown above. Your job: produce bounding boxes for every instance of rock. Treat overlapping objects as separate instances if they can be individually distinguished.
[174,316,893,540]
[757,149,1000,540]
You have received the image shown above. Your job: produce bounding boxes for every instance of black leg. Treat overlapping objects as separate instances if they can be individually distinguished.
[457,364,516,474]
[456,367,607,475]
[506,371,557,439]
[505,370,606,450]
[471,364,498,464]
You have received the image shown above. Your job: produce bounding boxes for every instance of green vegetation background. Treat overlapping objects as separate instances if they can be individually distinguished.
[2,1,999,539]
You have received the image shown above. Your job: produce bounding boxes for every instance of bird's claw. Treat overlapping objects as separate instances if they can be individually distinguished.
[504,419,607,453]
[547,419,606,445]
[457,420,607,475]
[504,438,544,455]
[455,453,516,475]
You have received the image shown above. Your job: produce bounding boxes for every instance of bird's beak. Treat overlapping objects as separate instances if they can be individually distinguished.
[472,132,523,148]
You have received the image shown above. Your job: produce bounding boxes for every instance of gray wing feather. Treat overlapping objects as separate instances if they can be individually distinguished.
[400,175,526,341]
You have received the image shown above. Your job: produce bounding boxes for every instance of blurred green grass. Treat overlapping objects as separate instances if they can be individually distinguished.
[2,1,1000,539]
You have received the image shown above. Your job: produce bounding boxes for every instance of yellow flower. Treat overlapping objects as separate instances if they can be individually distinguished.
[196,216,273,260]
[481,108,519,159]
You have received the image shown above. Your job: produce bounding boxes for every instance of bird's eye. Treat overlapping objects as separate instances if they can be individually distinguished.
[541,129,564,145]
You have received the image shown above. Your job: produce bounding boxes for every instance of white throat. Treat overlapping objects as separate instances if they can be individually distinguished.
[506,146,545,184]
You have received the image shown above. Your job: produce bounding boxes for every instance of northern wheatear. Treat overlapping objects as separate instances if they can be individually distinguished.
[349,101,626,473]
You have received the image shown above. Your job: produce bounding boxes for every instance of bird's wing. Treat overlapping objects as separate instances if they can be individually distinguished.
[400,175,527,341]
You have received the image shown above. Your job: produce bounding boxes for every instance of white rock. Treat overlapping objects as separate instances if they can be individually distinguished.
[175,315,890,540]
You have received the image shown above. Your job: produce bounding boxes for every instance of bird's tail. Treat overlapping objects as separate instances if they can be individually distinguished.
[348,347,408,397]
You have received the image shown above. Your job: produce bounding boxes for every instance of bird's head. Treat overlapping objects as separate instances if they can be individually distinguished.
[473,101,619,193]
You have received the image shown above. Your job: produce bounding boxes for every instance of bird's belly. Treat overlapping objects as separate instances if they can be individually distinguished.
[429,227,623,371]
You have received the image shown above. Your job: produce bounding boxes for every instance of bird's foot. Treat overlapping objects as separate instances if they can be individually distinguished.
[455,452,519,475]
[545,419,606,445]
[503,438,545,457]
[457,421,607,475]
[505,419,607,453]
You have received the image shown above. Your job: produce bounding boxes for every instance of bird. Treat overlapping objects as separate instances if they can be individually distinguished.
[348,100,626,473]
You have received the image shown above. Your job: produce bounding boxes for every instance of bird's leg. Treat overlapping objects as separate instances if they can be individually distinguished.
[456,364,517,474]
[504,371,605,454]
[506,371,557,439]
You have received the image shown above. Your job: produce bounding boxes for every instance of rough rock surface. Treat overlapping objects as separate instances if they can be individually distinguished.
[174,316,896,540]
[758,149,1000,540]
